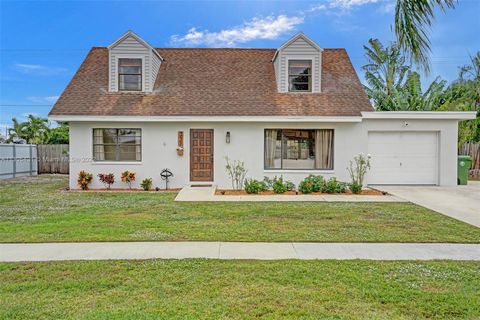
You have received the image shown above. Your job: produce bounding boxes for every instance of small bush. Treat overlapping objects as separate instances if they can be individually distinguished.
[349,182,362,194]
[140,178,153,191]
[298,175,324,194]
[263,176,274,189]
[77,170,93,190]
[271,176,294,194]
[121,170,136,189]
[98,173,115,189]
[285,180,296,192]
[323,177,347,194]
[244,179,268,194]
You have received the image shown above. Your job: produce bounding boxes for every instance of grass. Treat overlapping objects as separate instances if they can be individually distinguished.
[1,259,479,319]
[0,175,479,243]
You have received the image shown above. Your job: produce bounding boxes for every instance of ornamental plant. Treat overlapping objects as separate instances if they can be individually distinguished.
[98,173,115,190]
[77,170,93,190]
[225,157,247,190]
[244,179,268,194]
[323,177,347,194]
[347,153,371,194]
[121,170,136,189]
[140,178,153,191]
[298,175,324,194]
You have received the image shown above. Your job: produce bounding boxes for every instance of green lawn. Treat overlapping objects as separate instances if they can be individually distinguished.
[1,259,479,319]
[0,175,479,243]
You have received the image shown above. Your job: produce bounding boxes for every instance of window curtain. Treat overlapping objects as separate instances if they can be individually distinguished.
[135,131,141,161]
[315,130,333,169]
[94,129,105,161]
[265,129,278,168]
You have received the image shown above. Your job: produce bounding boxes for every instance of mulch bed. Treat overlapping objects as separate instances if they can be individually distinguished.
[64,188,181,193]
[215,189,386,196]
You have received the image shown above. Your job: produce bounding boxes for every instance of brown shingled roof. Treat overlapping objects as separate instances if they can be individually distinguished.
[49,47,372,117]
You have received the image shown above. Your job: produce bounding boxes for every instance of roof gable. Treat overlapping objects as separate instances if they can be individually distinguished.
[273,32,322,62]
[108,31,163,60]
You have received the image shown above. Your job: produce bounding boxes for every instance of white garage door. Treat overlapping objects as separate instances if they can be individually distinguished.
[368,131,439,185]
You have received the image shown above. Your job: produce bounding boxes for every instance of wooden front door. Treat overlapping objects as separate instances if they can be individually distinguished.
[190,129,214,181]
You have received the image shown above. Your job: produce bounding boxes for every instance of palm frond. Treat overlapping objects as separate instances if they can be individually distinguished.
[395,0,456,73]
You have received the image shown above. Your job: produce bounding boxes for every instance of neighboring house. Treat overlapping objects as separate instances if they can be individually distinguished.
[49,31,475,189]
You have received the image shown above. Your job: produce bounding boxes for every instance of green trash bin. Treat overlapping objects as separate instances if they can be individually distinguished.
[457,155,472,185]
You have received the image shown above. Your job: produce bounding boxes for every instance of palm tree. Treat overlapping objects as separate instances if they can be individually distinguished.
[8,115,50,144]
[395,0,456,72]
[23,115,50,144]
[459,52,480,81]
[362,38,448,112]
[7,118,27,142]
[362,38,410,110]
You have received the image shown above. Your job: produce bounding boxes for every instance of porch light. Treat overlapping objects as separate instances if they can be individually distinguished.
[226,131,231,143]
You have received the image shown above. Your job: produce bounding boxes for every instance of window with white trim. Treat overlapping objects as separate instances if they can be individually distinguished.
[118,58,142,91]
[288,60,312,92]
[93,128,141,161]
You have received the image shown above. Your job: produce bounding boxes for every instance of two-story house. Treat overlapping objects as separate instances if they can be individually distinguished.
[49,31,475,189]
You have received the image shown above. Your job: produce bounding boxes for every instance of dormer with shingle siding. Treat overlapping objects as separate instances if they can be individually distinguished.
[273,32,323,93]
[108,31,163,93]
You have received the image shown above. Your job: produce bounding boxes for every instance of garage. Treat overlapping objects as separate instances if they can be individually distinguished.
[368,131,439,185]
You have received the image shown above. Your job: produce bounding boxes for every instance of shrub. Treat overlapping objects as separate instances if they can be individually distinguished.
[225,157,248,190]
[263,176,274,189]
[121,170,136,189]
[77,170,93,190]
[140,178,153,191]
[285,180,296,192]
[323,177,347,194]
[298,175,324,194]
[98,173,115,189]
[347,153,371,194]
[244,179,268,194]
[349,182,362,194]
[271,176,294,194]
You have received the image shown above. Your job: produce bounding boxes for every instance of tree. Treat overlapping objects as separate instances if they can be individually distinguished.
[395,0,456,72]
[7,118,28,143]
[6,115,69,144]
[45,122,69,144]
[362,38,410,111]
[21,115,50,144]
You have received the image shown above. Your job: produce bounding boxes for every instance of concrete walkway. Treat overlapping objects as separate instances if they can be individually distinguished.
[175,186,406,202]
[379,181,480,228]
[1,242,479,262]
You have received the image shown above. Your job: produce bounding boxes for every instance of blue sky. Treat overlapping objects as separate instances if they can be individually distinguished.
[1,0,479,134]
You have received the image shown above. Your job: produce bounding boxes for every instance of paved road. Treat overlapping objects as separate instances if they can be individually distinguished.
[1,242,479,262]
[379,182,480,228]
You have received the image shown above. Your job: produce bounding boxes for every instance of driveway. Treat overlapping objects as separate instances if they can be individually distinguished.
[379,181,480,228]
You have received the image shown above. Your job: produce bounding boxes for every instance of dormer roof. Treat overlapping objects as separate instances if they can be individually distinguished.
[272,32,323,62]
[108,30,164,61]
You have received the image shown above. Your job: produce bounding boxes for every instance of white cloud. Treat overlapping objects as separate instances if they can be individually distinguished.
[329,0,379,9]
[171,15,304,47]
[26,96,59,104]
[307,0,381,15]
[377,1,395,14]
[14,63,67,75]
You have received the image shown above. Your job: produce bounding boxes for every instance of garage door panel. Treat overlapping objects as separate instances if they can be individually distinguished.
[368,131,438,185]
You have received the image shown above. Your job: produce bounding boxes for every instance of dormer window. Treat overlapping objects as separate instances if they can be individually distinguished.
[118,58,142,91]
[288,60,312,92]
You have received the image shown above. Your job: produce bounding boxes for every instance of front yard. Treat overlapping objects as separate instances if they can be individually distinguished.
[0,175,479,243]
[1,259,479,319]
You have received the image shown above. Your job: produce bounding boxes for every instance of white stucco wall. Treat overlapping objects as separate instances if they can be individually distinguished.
[68,119,459,189]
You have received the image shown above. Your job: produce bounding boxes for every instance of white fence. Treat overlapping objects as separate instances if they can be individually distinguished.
[0,144,38,179]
